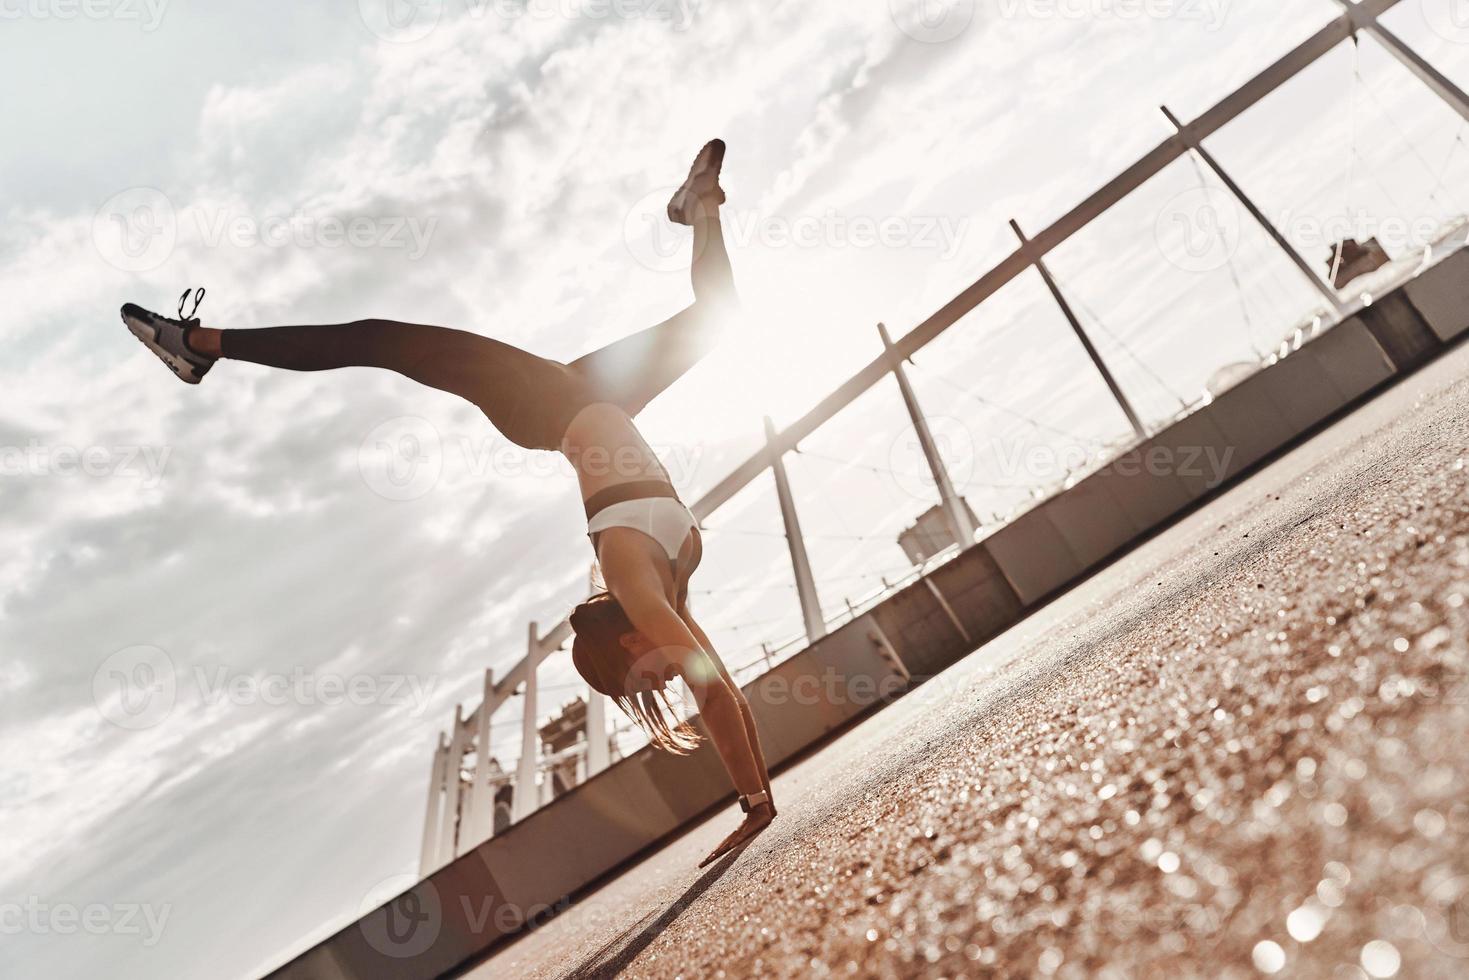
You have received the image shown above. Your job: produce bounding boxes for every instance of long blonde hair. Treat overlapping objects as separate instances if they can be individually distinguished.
[570,592,701,754]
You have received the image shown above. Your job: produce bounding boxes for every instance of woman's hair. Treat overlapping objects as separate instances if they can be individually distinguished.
[570,592,701,754]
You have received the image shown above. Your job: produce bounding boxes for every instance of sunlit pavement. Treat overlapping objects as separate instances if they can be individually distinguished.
[463,341,1469,980]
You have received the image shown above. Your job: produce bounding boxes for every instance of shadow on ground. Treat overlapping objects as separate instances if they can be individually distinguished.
[560,852,741,980]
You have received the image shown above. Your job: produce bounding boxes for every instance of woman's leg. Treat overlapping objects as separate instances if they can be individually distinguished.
[187,318,559,447]
[569,204,739,415]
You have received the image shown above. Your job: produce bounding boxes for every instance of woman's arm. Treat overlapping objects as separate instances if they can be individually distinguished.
[600,542,765,799]
[599,534,776,866]
[680,605,775,812]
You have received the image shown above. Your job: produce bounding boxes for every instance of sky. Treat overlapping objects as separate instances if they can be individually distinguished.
[3,1,1469,977]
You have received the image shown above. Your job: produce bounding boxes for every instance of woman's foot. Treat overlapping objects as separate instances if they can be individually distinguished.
[667,138,726,225]
[121,289,216,384]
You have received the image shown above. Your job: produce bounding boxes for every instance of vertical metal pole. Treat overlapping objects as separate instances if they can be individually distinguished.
[418,733,447,876]
[513,624,540,823]
[1010,219,1150,441]
[1160,106,1350,318]
[766,416,826,642]
[1331,0,1469,122]
[436,705,465,867]
[584,688,609,778]
[464,668,496,849]
[878,322,978,548]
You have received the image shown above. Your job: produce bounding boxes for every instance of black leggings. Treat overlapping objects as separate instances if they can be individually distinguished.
[218,214,736,451]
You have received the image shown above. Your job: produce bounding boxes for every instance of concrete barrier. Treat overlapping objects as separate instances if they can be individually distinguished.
[868,545,1024,678]
[1405,247,1469,343]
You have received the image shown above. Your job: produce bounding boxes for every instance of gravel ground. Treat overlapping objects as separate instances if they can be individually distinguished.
[464,340,1469,980]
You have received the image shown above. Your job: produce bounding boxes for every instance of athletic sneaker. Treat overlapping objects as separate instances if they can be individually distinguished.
[667,138,727,225]
[121,288,215,385]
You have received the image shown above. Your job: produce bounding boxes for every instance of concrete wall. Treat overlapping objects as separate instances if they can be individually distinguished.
[869,545,1023,679]
[264,251,1465,980]
[1405,247,1469,343]
[981,314,1397,606]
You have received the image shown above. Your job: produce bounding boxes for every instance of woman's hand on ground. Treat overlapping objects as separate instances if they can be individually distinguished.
[698,802,775,868]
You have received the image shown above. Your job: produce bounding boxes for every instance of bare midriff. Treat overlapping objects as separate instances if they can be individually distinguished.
[560,402,673,504]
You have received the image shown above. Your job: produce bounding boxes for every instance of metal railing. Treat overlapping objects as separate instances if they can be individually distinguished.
[419,0,1467,873]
